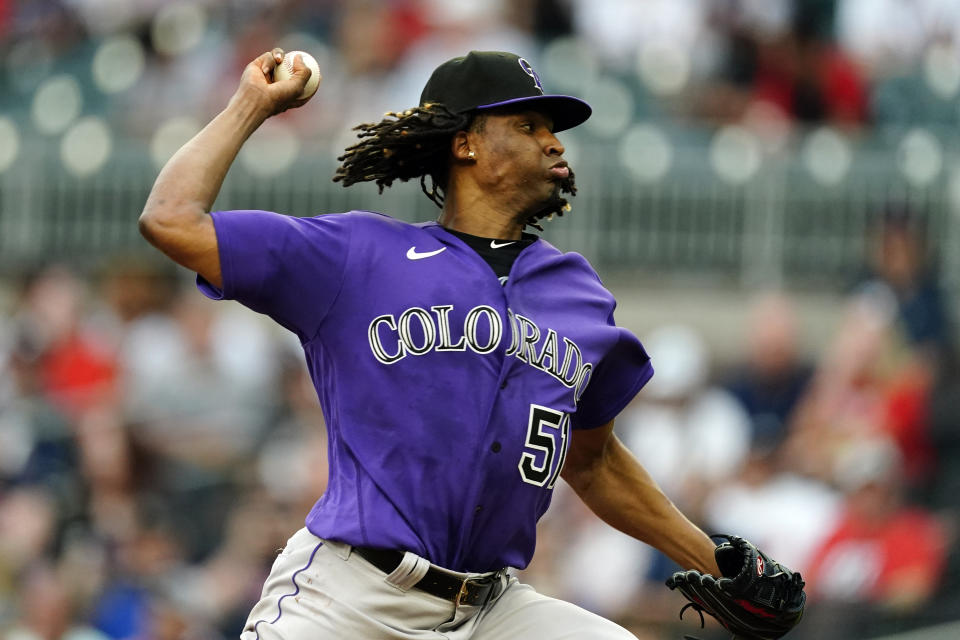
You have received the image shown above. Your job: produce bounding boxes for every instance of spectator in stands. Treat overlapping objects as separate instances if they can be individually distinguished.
[570,0,711,69]
[383,0,535,112]
[786,286,936,489]
[6,561,111,640]
[11,266,117,419]
[0,486,58,603]
[121,289,278,473]
[844,206,951,493]
[88,510,186,639]
[724,292,813,448]
[700,1,869,129]
[837,0,960,78]
[618,324,752,514]
[523,0,575,42]
[705,441,841,577]
[799,438,947,638]
[860,206,953,360]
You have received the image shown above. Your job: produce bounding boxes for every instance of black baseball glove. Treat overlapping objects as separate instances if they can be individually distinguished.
[666,535,806,640]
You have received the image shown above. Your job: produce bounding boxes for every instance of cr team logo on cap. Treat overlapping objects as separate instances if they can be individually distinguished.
[518,58,544,95]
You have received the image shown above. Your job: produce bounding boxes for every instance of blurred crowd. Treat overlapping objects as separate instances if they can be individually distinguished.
[4,0,960,144]
[0,258,329,639]
[2,1,960,639]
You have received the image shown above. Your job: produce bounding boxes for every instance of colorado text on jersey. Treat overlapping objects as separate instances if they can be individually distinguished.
[367,304,594,401]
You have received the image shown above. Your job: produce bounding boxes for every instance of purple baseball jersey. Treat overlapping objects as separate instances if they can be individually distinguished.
[198,210,653,572]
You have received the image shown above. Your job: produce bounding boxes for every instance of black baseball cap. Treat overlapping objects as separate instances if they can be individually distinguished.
[419,51,592,133]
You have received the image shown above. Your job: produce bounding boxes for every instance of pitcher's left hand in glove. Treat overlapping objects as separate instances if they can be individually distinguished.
[666,535,806,639]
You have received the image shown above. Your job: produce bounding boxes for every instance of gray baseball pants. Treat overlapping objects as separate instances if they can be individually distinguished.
[240,527,636,639]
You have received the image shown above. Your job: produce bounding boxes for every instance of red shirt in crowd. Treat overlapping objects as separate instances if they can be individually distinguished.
[806,506,946,604]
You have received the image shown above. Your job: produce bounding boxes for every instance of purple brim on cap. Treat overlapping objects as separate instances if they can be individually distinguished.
[474,94,592,133]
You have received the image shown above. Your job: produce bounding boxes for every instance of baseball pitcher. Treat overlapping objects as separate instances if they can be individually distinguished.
[140,49,804,640]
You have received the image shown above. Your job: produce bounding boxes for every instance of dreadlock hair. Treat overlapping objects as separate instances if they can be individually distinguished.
[333,103,578,230]
[333,103,467,208]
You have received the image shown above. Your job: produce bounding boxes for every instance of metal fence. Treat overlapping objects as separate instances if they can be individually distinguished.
[2,127,959,295]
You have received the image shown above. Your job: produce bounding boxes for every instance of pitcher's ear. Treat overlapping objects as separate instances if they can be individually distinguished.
[452,131,474,161]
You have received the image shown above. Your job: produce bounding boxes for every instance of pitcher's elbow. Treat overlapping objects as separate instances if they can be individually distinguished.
[138,209,156,241]
[138,205,170,245]
[138,200,200,244]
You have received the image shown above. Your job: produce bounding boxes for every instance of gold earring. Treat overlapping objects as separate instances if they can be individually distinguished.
[467,150,476,159]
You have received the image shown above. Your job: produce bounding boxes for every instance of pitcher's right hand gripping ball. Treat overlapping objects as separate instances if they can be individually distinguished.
[234,48,319,117]
[273,50,321,99]
[666,535,806,640]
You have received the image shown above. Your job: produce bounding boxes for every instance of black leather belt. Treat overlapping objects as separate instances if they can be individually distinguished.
[354,546,504,606]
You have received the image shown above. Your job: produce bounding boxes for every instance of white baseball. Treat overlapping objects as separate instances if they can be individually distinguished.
[274,50,321,100]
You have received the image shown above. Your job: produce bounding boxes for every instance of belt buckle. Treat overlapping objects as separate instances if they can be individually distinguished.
[456,575,491,607]
[456,573,501,607]
[455,577,474,606]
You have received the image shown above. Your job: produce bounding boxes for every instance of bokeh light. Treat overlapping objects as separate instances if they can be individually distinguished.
[923,43,960,100]
[92,35,146,94]
[898,128,942,186]
[31,75,83,135]
[60,117,113,176]
[583,77,634,139]
[150,116,202,169]
[742,101,791,154]
[802,127,852,186]
[540,37,599,95]
[637,39,690,96]
[710,126,761,184]
[151,2,208,57]
[620,123,673,183]
[239,120,301,177]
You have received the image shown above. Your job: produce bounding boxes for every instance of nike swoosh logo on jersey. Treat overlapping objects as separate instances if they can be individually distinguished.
[406,246,447,260]
[490,240,515,249]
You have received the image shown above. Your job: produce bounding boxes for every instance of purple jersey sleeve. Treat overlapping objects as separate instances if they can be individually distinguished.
[570,316,653,431]
[196,209,351,342]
